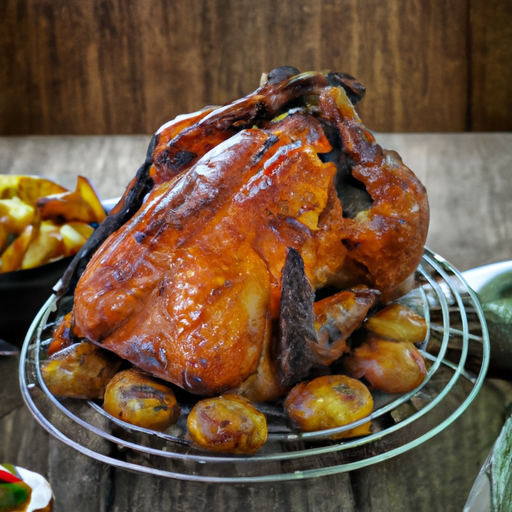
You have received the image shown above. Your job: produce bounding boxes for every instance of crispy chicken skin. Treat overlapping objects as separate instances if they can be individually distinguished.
[67,68,429,400]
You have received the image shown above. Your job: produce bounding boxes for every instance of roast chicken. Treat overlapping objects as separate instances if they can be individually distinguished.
[54,67,429,403]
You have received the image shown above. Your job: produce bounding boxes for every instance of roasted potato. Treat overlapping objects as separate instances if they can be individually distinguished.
[0,224,34,273]
[37,175,106,224]
[187,394,267,454]
[41,342,122,399]
[0,175,67,203]
[364,303,427,343]
[103,368,180,432]
[343,336,427,394]
[284,375,373,438]
[0,197,35,234]
[20,220,62,270]
[60,222,94,257]
[0,175,104,273]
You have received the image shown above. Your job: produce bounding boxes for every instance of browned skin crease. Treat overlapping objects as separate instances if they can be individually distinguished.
[317,87,429,295]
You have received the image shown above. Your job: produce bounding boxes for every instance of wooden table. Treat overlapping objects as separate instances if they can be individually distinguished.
[1,133,512,511]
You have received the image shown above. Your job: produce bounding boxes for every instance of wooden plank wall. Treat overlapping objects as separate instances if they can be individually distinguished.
[0,0,510,135]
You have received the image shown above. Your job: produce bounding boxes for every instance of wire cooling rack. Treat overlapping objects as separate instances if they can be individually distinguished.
[19,247,490,483]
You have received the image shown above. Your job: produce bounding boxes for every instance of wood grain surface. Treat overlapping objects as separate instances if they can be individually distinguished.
[470,0,512,131]
[1,0,510,135]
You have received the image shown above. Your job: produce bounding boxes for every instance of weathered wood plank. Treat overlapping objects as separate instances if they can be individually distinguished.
[0,0,471,135]
[470,0,512,132]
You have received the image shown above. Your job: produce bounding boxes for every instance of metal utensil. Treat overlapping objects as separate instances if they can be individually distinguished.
[464,260,512,375]
[462,261,512,512]
[19,249,491,482]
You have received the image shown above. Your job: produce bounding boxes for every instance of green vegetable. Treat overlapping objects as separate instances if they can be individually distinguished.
[0,482,30,510]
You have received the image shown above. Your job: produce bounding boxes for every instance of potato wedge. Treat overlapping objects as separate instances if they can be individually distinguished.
[0,224,7,254]
[0,175,67,203]
[65,221,95,239]
[0,175,104,272]
[59,224,88,257]
[21,221,63,269]
[37,176,106,224]
[0,197,35,234]
[0,225,34,273]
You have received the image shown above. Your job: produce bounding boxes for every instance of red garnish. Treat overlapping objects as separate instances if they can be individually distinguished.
[0,466,22,483]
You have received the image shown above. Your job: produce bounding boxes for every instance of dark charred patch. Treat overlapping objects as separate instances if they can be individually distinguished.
[133,231,146,244]
[250,134,279,165]
[267,66,301,84]
[169,150,197,169]
[318,119,373,219]
[326,72,366,105]
[314,285,342,302]
[277,248,326,388]
[155,148,198,176]
[131,384,168,400]
[342,239,361,251]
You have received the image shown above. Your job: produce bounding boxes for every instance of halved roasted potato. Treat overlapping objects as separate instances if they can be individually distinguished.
[187,394,268,454]
[284,375,373,438]
[103,368,180,432]
[343,336,427,394]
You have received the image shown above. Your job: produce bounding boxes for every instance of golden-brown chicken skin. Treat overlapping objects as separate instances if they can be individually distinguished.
[63,69,428,401]
[73,118,340,396]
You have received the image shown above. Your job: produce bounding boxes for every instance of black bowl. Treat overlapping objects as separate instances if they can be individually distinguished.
[0,198,119,348]
[0,257,73,347]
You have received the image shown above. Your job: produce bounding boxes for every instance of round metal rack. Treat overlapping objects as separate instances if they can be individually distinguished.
[19,247,490,482]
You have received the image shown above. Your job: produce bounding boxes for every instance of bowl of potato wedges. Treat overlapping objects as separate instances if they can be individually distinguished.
[0,174,105,346]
